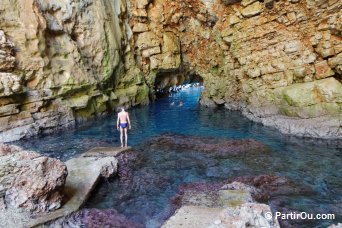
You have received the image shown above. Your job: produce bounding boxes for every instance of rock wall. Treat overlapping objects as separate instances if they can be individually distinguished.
[0,0,341,141]
[0,0,149,142]
[127,0,341,138]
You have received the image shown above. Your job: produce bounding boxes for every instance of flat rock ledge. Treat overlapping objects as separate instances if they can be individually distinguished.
[163,183,280,228]
[162,203,279,228]
[0,146,130,228]
[82,146,132,158]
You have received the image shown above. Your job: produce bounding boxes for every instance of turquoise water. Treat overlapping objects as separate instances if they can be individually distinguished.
[15,86,341,227]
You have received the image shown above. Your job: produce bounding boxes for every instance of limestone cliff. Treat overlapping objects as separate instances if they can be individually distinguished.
[0,0,341,141]
[128,0,341,138]
[0,0,149,142]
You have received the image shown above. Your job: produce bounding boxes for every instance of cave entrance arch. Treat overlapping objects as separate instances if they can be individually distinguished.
[154,71,204,99]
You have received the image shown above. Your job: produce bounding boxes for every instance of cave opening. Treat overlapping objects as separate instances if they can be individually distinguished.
[154,71,204,99]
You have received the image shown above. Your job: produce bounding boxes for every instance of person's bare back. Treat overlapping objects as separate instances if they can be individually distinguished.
[118,111,128,123]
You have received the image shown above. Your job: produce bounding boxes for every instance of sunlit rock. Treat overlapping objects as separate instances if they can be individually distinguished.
[241,2,264,17]
[219,203,280,228]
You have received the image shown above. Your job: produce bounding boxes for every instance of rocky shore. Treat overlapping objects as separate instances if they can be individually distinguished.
[0,143,123,227]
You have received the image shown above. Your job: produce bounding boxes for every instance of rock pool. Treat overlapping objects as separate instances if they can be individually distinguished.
[15,87,341,227]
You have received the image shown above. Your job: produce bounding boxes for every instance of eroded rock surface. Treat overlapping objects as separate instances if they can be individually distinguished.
[0,143,67,212]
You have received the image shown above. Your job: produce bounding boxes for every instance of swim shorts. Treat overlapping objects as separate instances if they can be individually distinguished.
[120,123,128,129]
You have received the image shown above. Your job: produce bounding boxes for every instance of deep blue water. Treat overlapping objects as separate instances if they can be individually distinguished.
[15,86,341,227]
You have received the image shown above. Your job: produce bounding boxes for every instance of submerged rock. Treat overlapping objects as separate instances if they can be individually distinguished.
[0,143,67,212]
[227,174,313,201]
[116,150,140,185]
[170,182,227,211]
[115,150,171,198]
[143,134,269,157]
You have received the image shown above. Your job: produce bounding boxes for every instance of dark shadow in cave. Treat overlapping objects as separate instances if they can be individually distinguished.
[154,72,204,99]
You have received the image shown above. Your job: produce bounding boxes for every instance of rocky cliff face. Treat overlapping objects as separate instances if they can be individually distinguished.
[0,0,149,142]
[0,0,341,141]
[128,0,341,138]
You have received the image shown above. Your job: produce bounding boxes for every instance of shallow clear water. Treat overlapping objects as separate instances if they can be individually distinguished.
[15,86,341,227]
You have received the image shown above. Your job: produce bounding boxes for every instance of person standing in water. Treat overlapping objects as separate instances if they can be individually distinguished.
[117,107,131,147]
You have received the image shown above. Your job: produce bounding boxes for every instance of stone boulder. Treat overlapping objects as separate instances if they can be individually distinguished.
[0,143,67,212]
